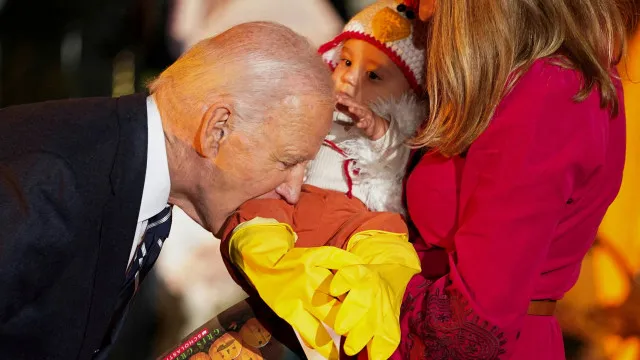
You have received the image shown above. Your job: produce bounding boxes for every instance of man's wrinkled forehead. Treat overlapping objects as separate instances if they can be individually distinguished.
[276,94,333,125]
[281,93,333,113]
[270,95,332,153]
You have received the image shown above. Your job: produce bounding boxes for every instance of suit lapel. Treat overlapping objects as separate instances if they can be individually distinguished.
[79,93,148,358]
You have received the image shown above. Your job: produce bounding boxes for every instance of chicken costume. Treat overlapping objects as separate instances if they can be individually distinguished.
[218,1,426,359]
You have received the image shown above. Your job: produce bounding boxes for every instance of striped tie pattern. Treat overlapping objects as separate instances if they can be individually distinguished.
[96,205,173,358]
[125,204,173,292]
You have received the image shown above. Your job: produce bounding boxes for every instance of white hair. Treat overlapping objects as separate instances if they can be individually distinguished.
[149,21,334,130]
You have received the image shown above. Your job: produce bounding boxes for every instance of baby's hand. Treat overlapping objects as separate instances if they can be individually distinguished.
[336,93,389,141]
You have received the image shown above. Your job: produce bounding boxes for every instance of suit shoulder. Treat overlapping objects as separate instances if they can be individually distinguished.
[0,96,115,120]
[0,152,78,208]
[0,95,147,165]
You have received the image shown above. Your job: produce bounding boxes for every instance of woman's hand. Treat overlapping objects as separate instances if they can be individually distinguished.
[336,93,390,141]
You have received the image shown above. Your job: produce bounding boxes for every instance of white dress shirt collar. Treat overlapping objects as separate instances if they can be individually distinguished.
[138,96,171,221]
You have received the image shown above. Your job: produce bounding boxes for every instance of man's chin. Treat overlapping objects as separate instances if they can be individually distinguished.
[210,191,282,236]
[211,206,244,238]
[210,216,228,238]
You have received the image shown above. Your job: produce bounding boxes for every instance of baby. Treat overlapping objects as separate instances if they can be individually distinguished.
[310,0,425,215]
[217,1,425,359]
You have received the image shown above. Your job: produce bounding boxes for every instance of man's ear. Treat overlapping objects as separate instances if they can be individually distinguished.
[197,103,231,159]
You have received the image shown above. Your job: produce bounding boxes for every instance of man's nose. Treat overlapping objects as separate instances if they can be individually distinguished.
[275,163,305,204]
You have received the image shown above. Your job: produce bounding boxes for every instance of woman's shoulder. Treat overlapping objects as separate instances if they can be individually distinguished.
[509,57,621,103]
[495,57,620,125]
[510,58,584,100]
[478,57,623,170]
[471,57,621,162]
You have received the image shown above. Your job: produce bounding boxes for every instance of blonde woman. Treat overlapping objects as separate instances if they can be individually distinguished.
[391,0,630,359]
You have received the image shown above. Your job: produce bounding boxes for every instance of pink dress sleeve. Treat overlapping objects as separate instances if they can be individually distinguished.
[395,62,609,359]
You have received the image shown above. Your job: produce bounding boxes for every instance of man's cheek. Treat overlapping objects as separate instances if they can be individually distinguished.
[250,172,288,198]
[255,190,281,200]
[233,161,265,183]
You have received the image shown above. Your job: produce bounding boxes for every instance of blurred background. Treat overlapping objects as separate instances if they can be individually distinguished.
[1,0,639,359]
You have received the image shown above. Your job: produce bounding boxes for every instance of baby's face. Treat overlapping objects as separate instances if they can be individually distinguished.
[332,39,411,105]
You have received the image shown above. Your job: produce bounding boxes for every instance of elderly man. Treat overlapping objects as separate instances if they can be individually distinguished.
[0,22,334,359]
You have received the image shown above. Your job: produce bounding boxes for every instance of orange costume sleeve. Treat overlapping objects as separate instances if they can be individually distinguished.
[217,184,407,294]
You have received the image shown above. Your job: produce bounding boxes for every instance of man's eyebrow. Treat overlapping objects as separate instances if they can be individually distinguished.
[290,154,310,163]
[283,151,312,163]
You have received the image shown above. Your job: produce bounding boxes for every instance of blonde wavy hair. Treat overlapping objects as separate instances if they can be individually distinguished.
[412,0,632,156]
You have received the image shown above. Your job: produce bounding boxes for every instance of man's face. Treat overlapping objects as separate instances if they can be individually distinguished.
[209,96,332,233]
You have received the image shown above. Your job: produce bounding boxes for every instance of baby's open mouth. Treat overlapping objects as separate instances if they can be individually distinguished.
[333,108,355,125]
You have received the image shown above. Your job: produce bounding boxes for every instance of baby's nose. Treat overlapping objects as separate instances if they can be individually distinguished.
[336,85,355,98]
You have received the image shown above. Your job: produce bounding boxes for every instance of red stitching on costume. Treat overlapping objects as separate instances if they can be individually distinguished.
[343,159,355,199]
[317,36,344,57]
[323,139,355,198]
[323,139,347,156]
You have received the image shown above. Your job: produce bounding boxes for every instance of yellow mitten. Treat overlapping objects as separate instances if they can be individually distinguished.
[329,230,421,360]
[228,218,361,360]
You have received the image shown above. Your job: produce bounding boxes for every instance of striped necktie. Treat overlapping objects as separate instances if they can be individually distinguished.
[125,204,173,292]
[96,205,173,358]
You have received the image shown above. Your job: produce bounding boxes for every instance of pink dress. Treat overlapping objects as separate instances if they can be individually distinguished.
[393,59,626,359]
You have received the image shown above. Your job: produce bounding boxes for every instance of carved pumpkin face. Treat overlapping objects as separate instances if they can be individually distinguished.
[189,352,212,360]
[208,332,243,360]
[239,318,272,348]
[238,346,263,360]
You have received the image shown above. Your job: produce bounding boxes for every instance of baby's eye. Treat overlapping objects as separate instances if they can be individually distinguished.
[368,71,381,80]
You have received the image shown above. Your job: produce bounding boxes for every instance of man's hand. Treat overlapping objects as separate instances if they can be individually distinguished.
[336,93,389,141]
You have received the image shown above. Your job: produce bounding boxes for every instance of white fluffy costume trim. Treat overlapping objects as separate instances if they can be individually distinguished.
[340,93,425,214]
[304,93,426,215]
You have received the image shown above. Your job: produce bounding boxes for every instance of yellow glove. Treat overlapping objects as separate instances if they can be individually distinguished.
[228,218,361,360]
[329,230,421,360]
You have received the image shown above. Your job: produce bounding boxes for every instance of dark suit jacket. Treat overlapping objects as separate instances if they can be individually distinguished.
[0,94,148,359]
